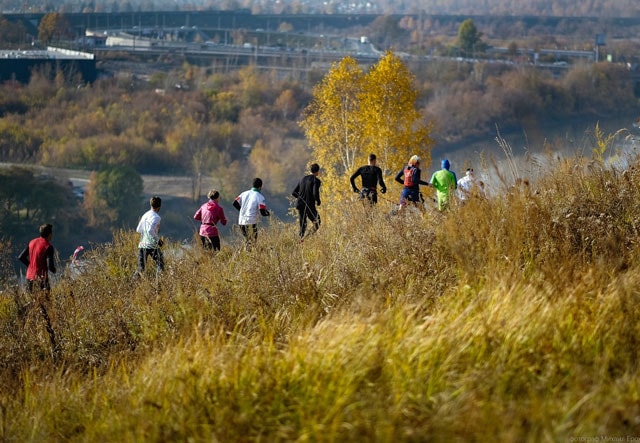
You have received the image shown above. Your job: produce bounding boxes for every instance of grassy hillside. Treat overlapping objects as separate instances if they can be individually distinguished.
[1,140,640,441]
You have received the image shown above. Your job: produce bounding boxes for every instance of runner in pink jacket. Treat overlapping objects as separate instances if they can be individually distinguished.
[194,189,227,251]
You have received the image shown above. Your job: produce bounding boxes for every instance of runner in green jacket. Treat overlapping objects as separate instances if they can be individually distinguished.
[430,159,457,211]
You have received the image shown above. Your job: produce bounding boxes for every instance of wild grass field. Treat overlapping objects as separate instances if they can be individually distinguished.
[2,137,640,442]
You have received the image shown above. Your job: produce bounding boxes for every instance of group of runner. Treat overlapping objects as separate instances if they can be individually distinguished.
[351,153,484,212]
[18,154,484,290]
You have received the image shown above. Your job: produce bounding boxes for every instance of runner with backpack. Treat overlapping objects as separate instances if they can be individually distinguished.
[394,155,431,209]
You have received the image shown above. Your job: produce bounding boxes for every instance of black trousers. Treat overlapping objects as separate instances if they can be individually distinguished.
[298,206,320,238]
[200,235,221,251]
[137,247,164,274]
[26,278,50,293]
[240,224,258,243]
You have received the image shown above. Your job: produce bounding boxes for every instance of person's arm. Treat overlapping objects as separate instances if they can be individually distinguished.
[46,246,56,274]
[394,169,404,185]
[416,168,430,186]
[18,247,29,267]
[194,207,202,221]
[314,179,321,206]
[350,168,361,192]
[149,217,161,243]
[377,168,387,193]
[292,182,300,198]
[220,208,227,226]
[259,203,270,217]
[233,196,241,211]
[136,217,144,234]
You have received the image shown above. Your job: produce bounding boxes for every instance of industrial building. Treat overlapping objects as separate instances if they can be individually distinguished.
[0,47,96,84]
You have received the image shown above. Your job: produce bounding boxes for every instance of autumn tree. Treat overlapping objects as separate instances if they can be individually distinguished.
[360,51,433,176]
[368,15,407,49]
[0,119,42,162]
[299,56,366,202]
[37,13,72,44]
[0,16,27,46]
[165,115,213,201]
[274,89,298,120]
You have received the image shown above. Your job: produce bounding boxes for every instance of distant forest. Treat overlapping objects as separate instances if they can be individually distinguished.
[1,0,639,17]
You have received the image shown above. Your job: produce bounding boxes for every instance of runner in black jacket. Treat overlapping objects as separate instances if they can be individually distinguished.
[292,163,321,239]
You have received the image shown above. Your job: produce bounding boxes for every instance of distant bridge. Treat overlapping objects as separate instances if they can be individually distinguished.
[5,10,640,38]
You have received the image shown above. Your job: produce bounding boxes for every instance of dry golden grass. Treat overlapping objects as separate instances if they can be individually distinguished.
[2,145,640,441]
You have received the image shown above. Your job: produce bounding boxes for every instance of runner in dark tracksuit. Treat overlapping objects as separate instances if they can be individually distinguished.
[292,163,322,239]
[350,153,387,204]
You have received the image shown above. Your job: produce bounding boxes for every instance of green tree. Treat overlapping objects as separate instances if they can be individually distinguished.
[0,166,79,241]
[457,19,485,57]
[37,13,71,44]
[83,165,143,229]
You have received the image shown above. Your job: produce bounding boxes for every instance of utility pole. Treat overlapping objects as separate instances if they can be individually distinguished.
[595,34,606,63]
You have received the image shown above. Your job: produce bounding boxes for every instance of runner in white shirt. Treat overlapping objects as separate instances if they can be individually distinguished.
[134,195,164,277]
[233,178,270,245]
[457,168,484,202]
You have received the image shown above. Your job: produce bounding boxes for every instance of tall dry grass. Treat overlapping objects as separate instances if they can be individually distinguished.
[2,142,640,441]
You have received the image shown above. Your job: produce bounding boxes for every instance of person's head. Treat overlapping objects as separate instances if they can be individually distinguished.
[368,153,377,165]
[252,178,263,189]
[39,223,53,239]
[150,196,162,211]
[441,159,451,170]
[310,163,320,175]
[409,155,420,166]
[208,189,220,200]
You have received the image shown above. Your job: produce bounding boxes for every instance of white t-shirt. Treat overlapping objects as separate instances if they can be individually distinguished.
[136,208,161,248]
[235,189,267,225]
[457,173,481,200]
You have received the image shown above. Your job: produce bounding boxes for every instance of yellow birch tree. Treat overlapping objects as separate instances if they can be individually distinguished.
[299,56,365,205]
[360,51,433,177]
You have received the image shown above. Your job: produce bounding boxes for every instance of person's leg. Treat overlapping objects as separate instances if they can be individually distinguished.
[200,235,209,249]
[151,248,164,273]
[240,225,257,246]
[240,225,250,243]
[212,236,221,251]
[406,190,420,206]
[137,248,146,273]
[39,279,51,302]
[309,208,320,234]
[298,208,307,238]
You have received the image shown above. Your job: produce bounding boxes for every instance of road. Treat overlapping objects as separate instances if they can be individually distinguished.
[0,163,205,200]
